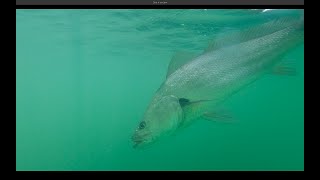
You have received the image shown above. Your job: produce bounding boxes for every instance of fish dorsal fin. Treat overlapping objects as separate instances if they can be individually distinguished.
[203,17,301,54]
[166,51,197,78]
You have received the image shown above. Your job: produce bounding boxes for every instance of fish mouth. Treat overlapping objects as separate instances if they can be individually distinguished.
[133,141,143,148]
[131,132,151,148]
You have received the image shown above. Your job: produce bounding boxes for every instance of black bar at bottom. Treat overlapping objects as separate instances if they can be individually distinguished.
[16,0,304,6]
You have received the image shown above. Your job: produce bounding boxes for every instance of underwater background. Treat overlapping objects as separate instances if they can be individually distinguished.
[16,9,304,171]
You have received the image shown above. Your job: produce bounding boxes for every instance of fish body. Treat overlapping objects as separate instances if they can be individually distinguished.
[132,13,304,148]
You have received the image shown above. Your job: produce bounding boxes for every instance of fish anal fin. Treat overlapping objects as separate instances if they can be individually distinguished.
[271,61,297,76]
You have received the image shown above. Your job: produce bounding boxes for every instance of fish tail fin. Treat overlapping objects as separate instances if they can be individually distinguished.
[292,10,304,35]
[299,9,304,21]
[299,10,304,28]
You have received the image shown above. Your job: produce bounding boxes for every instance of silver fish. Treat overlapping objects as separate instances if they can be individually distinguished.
[132,13,304,148]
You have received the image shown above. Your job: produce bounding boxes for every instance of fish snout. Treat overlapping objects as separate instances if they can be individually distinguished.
[131,133,143,148]
[131,131,151,148]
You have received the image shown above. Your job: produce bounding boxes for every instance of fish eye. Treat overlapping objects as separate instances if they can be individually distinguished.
[139,121,146,129]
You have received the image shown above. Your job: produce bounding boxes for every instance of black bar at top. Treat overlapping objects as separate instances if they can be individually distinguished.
[16,0,304,6]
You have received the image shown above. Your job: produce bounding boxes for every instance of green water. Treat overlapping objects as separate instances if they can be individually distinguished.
[16,9,304,171]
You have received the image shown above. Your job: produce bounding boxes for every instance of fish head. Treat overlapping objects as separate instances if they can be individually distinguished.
[132,95,183,148]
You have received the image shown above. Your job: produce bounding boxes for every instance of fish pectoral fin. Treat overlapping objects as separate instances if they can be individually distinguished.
[270,61,297,76]
[202,111,234,123]
[179,98,212,108]
[179,98,191,107]
[166,51,197,78]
